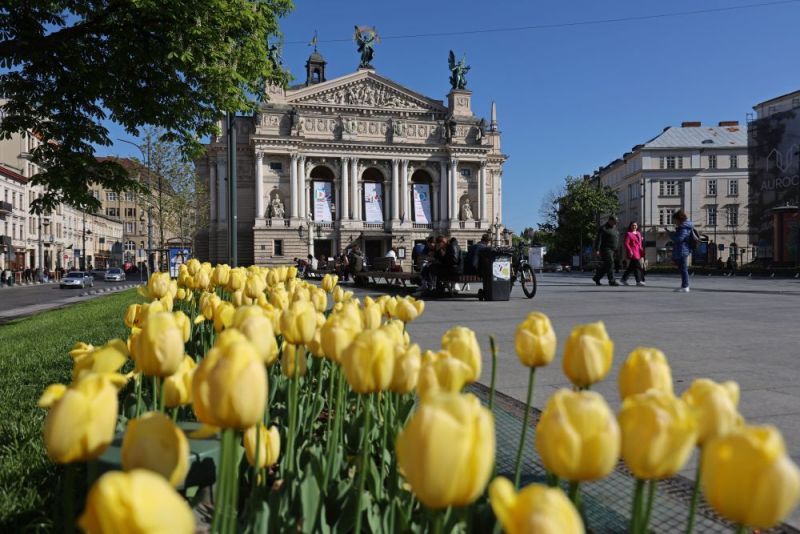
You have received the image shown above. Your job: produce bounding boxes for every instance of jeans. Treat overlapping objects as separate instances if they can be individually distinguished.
[621,258,643,283]
[676,256,689,288]
[593,249,615,283]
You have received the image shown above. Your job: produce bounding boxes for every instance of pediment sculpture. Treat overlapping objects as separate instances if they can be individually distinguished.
[293,79,428,111]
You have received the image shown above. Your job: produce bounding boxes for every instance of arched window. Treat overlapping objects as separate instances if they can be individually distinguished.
[309,166,335,222]
[410,170,433,223]
[361,167,386,222]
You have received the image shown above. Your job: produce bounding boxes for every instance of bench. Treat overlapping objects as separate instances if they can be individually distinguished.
[354,257,421,288]
[304,268,335,280]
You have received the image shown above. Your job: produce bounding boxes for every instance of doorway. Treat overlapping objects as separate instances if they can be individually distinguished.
[364,238,384,264]
[314,239,333,261]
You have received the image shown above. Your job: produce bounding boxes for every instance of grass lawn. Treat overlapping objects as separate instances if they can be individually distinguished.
[0,290,140,531]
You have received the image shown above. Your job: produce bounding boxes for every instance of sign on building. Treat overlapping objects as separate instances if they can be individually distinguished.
[412,183,432,224]
[313,181,334,222]
[363,182,384,223]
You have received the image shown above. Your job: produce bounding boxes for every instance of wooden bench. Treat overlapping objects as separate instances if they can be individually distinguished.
[354,257,421,288]
[304,268,335,280]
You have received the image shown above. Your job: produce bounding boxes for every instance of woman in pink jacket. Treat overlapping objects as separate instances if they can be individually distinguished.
[621,221,645,286]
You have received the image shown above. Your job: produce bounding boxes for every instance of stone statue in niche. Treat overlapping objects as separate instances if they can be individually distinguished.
[390,118,406,140]
[269,193,285,219]
[460,197,474,221]
[475,118,486,144]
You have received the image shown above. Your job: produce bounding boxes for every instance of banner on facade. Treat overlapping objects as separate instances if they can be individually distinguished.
[363,182,384,223]
[412,183,431,224]
[313,181,334,222]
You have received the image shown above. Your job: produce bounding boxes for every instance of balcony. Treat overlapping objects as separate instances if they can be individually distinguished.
[362,222,385,230]
[413,223,433,230]
[0,200,12,217]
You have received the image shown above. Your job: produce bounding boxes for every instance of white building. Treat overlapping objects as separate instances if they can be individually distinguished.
[594,121,755,265]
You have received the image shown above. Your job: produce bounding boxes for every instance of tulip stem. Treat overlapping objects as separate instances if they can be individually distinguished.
[488,334,498,412]
[512,366,537,488]
[429,508,445,534]
[733,525,747,534]
[686,455,702,534]
[151,376,158,412]
[379,392,391,501]
[323,368,346,490]
[641,480,657,533]
[546,472,560,488]
[631,478,645,534]
[353,394,373,534]
[212,428,231,533]
[63,463,76,534]
[568,480,582,510]
[134,375,143,417]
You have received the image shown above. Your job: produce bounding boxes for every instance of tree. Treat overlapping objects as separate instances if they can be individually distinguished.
[538,175,620,262]
[0,0,291,214]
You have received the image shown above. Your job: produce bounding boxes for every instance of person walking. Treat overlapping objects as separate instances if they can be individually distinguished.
[668,209,693,292]
[621,222,645,286]
[592,215,620,286]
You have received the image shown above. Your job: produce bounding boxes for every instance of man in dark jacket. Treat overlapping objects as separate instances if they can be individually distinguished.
[592,215,620,286]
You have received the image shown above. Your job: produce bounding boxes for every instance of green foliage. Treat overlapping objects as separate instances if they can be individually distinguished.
[0,0,292,213]
[0,290,140,531]
[539,176,620,262]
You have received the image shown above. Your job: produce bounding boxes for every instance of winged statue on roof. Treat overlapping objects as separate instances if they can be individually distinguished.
[353,26,379,69]
[448,50,470,90]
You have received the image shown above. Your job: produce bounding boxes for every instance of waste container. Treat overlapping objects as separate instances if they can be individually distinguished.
[479,248,512,301]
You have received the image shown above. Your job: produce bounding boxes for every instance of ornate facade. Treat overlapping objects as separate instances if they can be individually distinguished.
[196,51,507,267]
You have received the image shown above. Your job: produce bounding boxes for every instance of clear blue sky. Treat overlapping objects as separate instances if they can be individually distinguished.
[103,0,800,232]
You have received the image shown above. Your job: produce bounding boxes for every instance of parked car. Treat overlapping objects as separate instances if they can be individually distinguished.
[542,263,564,272]
[60,271,94,289]
[90,269,107,279]
[104,268,126,282]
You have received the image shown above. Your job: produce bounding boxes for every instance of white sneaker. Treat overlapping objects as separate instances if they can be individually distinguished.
[621,279,630,286]
[674,287,690,293]
[637,282,646,286]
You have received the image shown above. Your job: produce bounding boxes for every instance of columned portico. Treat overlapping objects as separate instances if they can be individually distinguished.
[391,159,400,223]
[255,152,264,219]
[350,157,359,220]
[478,161,487,222]
[449,158,459,222]
[400,159,409,221]
[439,160,448,222]
[290,154,299,219]
[341,157,350,220]
[298,156,307,219]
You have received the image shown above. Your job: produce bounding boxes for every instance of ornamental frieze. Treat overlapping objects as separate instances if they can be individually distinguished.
[293,79,431,111]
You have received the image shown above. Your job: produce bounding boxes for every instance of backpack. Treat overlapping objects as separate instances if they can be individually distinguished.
[687,228,700,251]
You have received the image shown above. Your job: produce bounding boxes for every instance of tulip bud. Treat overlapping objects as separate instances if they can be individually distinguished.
[280,301,317,345]
[136,312,185,377]
[618,347,673,400]
[192,338,267,429]
[144,272,171,300]
[397,392,495,509]
[186,258,201,276]
[39,373,121,463]
[124,304,141,329]
[194,269,211,291]
[382,296,398,318]
[514,312,557,368]
[78,470,195,534]
[243,424,281,469]
[239,315,279,366]
[72,338,129,381]
[362,299,383,330]
[702,425,800,529]
[395,297,425,323]
[212,264,231,287]
[619,389,698,479]
[163,356,196,408]
[536,389,620,481]
[121,412,189,487]
[270,286,290,311]
[340,329,395,393]
[441,326,481,383]
[416,350,473,401]
[281,342,308,378]
[172,311,191,343]
[390,343,422,394]
[213,301,235,333]
[227,268,246,292]
[489,477,584,534]
[562,321,614,388]
[682,379,742,445]
[321,273,338,293]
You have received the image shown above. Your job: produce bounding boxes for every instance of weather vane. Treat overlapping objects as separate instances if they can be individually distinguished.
[353,25,379,69]
[309,30,318,52]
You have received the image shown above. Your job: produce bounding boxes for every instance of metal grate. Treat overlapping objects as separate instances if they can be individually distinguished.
[467,383,800,534]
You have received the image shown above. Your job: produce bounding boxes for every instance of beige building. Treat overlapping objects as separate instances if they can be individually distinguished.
[594,121,754,265]
[195,49,508,266]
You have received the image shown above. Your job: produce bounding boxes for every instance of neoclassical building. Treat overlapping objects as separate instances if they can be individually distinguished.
[196,49,508,266]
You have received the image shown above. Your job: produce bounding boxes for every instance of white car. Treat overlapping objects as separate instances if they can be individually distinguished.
[104,268,126,282]
[60,271,94,289]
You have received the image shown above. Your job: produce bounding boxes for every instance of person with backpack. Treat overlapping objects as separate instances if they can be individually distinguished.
[592,215,620,286]
[666,209,697,293]
[621,221,645,286]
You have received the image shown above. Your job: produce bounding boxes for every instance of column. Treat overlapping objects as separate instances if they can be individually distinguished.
[298,156,307,219]
[439,160,448,222]
[479,161,487,222]
[400,159,409,221]
[255,152,264,219]
[290,154,298,218]
[216,159,227,222]
[341,157,350,220]
[391,159,400,222]
[432,185,438,223]
[449,158,459,222]
[350,158,359,220]
[209,159,217,222]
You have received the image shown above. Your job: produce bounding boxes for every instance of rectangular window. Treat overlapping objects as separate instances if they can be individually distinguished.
[106,191,117,201]
[106,207,119,217]
[269,162,283,171]
[707,179,717,196]
[658,208,674,226]
[666,156,676,169]
[125,207,136,218]
[11,192,16,207]
[125,222,134,233]
[460,169,472,177]
[726,205,738,227]
[659,180,679,197]
[707,206,717,226]
[659,157,665,169]
[677,156,683,169]
[13,223,17,239]
[274,239,283,256]
[728,180,738,196]
[708,155,717,169]
[729,155,738,169]
[125,192,135,201]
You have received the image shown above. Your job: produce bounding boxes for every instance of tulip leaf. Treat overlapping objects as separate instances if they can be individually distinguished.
[299,465,321,532]
[365,493,381,533]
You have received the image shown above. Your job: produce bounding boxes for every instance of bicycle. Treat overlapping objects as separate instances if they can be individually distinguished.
[510,245,537,299]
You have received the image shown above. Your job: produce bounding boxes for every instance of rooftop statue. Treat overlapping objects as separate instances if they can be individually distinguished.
[353,26,379,69]
[448,50,470,90]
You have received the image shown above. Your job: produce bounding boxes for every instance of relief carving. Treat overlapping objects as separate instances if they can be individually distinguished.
[294,79,429,110]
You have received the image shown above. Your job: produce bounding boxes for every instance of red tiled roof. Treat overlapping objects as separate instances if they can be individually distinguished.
[0,165,29,184]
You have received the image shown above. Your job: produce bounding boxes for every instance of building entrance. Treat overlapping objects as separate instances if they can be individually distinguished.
[364,238,386,265]
[314,239,333,261]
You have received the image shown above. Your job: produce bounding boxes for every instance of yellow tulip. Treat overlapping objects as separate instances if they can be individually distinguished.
[194,269,211,291]
[239,315,279,365]
[243,424,281,468]
[135,311,185,377]
[121,412,189,487]
[212,301,235,332]
[362,299,383,330]
[340,329,395,393]
[394,296,425,323]
[280,342,308,378]
[280,301,318,345]
[382,295,398,318]
[245,273,267,299]
[562,321,614,388]
[310,287,328,313]
[321,273,338,293]
[535,389,620,481]
[71,338,129,381]
[514,312,557,368]
[416,350,473,400]
[489,477,584,534]
[142,272,171,300]
[618,389,698,479]
[682,379,743,445]
[212,264,231,287]
[396,392,495,509]
[163,356,196,408]
[199,292,220,320]
[78,469,195,534]
[287,265,298,279]
[270,286,290,311]
[332,285,345,303]
[39,373,121,463]
[319,316,358,364]
[172,311,191,343]
[618,347,673,400]
[186,258,201,276]
[381,319,409,348]
[702,425,800,529]
[192,338,267,429]
[124,304,141,329]
[390,343,422,394]
[68,341,95,361]
[227,268,246,292]
[441,326,481,383]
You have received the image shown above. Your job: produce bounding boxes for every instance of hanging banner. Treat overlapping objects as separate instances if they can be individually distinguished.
[412,183,431,224]
[363,182,384,223]
[313,181,333,222]
[169,247,191,278]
